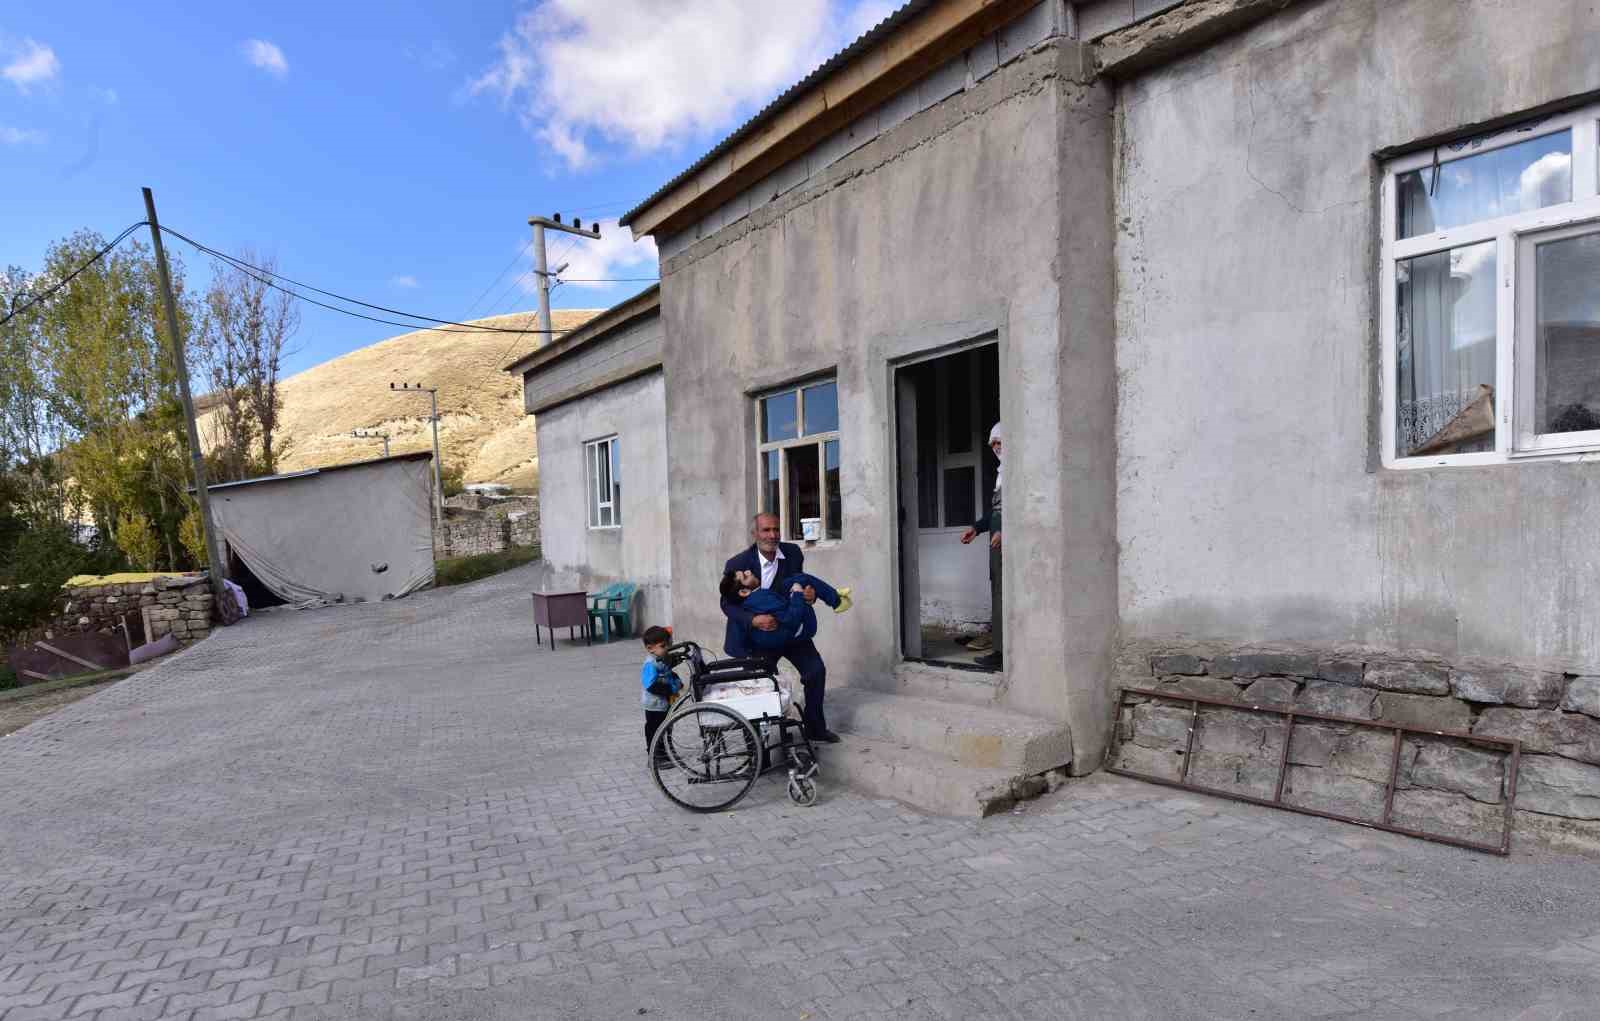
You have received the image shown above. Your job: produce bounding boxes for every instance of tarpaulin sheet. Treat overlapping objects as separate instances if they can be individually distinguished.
[206,456,435,605]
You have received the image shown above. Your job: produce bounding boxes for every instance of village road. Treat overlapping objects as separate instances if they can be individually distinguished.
[3,564,1600,1020]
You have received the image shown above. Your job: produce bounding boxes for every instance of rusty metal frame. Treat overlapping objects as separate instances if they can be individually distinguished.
[1106,686,1522,856]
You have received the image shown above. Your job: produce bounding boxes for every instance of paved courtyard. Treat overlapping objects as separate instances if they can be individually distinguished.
[3,565,1600,1020]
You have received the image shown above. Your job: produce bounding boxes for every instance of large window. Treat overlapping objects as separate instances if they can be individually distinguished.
[585,436,620,529]
[757,379,842,542]
[911,346,999,530]
[1382,103,1600,466]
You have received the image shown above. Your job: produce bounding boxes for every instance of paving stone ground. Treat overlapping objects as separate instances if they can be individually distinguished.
[4,563,1600,1020]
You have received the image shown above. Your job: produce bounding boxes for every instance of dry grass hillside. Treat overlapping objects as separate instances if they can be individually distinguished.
[199,309,600,491]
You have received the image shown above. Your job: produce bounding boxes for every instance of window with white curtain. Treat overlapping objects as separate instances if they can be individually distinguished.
[1381,102,1600,466]
[584,436,620,529]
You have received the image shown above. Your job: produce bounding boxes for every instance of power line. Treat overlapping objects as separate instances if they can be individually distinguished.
[0,222,147,328]
[461,237,535,322]
[159,226,568,335]
[557,277,660,283]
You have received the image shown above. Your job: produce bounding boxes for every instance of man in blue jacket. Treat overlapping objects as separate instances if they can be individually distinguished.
[721,512,841,743]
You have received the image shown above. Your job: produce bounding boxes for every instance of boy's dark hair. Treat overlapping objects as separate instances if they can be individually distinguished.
[641,625,672,647]
[718,571,747,604]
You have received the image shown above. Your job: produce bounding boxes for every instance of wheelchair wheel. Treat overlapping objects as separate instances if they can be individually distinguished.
[787,775,817,806]
[650,702,760,812]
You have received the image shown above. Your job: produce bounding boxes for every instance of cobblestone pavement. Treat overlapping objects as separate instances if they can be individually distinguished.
[0,681,124,738]
[4,564,1600,1020]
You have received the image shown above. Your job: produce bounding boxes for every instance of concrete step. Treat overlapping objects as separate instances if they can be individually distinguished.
[814,733,1025,818]
[827,687,1072,774]
[892,660,1001,707]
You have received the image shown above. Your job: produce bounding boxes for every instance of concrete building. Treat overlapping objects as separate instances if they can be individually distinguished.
[508,286,670,633]
[521,0,1600,837]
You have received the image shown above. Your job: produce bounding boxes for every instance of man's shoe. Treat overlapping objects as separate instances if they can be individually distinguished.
[974,652,1003,670]
[810,729,842,744]
[832,587,853,614]
[963,633,992,651]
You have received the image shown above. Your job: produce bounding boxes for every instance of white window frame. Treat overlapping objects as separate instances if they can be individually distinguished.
[584,435,620,530]
[755,377,842,544]
[1380,101,1600,469]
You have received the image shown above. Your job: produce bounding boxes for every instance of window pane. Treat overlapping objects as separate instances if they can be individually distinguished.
[585,443,598,527]
[1397,130,1571,238]
[1535,230,1600,435]
[785,444,821,541]
[946,352,973,454]
[802,381,838,435]
[914,367,939,528]
[597,441,611,499]
[610,438,622,525]
[762,450,781,519]
[1395,241,1497,456]
[762,391,798,442]
[943,466,975,527]
[825,440,842,541]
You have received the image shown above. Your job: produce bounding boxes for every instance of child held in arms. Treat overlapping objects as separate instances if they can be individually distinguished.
[639,626,682,765]
[717,568,852,654]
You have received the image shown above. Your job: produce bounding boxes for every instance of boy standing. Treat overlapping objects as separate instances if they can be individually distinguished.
[640,626,681,759]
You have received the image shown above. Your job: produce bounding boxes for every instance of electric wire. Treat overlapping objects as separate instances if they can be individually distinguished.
[461,237,536,322]
[0,222,148,328]
[159,226,566,335]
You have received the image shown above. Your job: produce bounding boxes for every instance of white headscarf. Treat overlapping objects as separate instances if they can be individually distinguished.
[988,422,1002,494]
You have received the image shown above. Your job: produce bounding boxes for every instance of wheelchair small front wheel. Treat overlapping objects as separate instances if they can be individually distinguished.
[787,775,818,807]
[650,702,760,813]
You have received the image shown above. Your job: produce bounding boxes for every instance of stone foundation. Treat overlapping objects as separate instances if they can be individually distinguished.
[46,574,215,648]
[1110,640,1600,852]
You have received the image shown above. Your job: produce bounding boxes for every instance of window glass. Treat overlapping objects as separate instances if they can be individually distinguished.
[785,444,821,540]
[762,391,798,443]
[943,466,975,527]
[1395,241,1497,455]
[585,443,598,527]
[914,367,939,528]
[825,440,842,540]
[1397,130,1571,238]
[802,381,838,435]
[609,438,622,525]
[762,450,780,519]
[1535,230,1600,434]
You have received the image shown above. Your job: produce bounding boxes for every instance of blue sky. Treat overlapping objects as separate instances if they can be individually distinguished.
[0,1,892,375]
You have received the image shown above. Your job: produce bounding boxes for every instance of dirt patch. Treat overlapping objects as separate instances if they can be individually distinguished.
[0,680,123,736]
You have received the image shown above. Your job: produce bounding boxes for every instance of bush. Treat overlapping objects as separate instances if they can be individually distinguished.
[0,663,16,691]
[434,546,540,588]
[440,462,466,498]
[0,524,87,647]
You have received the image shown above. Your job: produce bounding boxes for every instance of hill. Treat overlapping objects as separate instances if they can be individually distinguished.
[199,309,601,491]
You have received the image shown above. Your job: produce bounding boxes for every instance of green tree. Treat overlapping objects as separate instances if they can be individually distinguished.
[115,510,159,571]
[440,461,466,498]
[178,500,208,567]
[0,524,85,648]
[199,251,299,479]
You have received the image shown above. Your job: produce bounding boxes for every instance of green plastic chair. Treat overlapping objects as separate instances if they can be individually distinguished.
[587,582,639,642]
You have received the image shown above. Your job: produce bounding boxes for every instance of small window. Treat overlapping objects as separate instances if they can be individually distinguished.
[1381,104,1600,467]
[756,378,843,541]
[584,436,621,529]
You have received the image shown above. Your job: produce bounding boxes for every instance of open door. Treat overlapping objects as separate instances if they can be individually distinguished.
[896,371,922,659]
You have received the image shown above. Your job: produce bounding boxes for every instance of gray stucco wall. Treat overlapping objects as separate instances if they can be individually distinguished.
[534,370,672,632]
[1115,0,1600,668]
[658,41,1118,767]
[523,311,663,415]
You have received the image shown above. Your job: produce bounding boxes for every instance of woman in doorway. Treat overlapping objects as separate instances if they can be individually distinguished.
[958,422,1002,670]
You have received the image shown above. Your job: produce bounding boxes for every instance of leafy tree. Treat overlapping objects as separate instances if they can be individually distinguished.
[178,500,208,567]
[440,461,466,498]
[199,252,299,479]
[0,524,87,648]
[115,510,159,571]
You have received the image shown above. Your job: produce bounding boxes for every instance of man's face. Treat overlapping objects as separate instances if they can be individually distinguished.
[753,515,780,556]
[990,438,1002,460]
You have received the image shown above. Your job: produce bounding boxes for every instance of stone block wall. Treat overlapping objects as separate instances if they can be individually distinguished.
[1109,641,1600,852]
[49,574,215,647]
[436,497,540,560]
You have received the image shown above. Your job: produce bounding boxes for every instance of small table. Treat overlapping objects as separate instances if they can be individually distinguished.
[531,590,592,649]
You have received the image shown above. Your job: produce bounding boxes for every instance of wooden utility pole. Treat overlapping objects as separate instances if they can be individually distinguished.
[527,214,601,344]
[143,187,225,596]
[389,383,443,526]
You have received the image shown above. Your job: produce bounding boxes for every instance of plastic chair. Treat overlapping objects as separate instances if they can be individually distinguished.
[587,582,639,642]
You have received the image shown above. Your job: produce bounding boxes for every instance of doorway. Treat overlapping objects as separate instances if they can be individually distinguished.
[226,544,287,609]
[895,342,1000,671]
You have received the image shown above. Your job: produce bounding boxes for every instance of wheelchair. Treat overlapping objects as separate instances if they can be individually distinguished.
[648,640,820,812]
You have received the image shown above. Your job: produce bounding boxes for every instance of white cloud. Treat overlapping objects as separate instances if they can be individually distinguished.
[2,39,60,91]
[0,125,44,145]
[522,219,658,291]
[472,0,880,169]
[390,275,420,289]
[1518,150,1570,210]
[241,39,288,77]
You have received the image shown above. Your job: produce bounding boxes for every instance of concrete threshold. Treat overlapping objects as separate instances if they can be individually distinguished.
[826,685,1073,817]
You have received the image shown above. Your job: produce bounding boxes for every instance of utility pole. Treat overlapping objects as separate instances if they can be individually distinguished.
[352,429,391,458]
[527,214,601,345]
[143,187,225,597]
[389,383,442,526]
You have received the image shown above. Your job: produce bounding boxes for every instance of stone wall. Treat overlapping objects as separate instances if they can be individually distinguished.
[49,575,215,647]
[1110,641,1600,852]
[436,509,541,560]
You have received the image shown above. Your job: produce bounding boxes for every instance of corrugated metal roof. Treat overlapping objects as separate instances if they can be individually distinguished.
[198,451,434,493]
[619,0,935,230]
